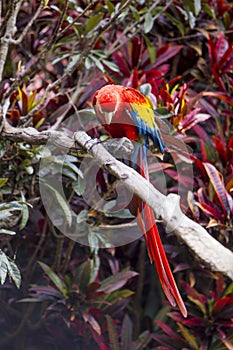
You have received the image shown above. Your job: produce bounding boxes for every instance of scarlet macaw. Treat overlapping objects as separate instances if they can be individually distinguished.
[93,84,187,317]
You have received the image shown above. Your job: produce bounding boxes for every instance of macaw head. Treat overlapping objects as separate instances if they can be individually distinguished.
[92,85,122,125]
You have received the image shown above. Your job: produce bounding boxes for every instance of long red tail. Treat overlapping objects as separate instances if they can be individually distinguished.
[136,152,187,317]
[137,205,187,317]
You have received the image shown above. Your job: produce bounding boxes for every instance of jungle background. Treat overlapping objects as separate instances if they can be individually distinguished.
[0,0,233,349]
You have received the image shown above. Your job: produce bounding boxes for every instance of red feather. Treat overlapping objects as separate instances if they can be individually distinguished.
[93,85,187,317]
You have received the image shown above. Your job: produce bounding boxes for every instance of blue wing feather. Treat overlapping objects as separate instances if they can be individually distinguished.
[128,108,165,154]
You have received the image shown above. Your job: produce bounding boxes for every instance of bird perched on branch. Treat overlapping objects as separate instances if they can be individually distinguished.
[93,84,187,317]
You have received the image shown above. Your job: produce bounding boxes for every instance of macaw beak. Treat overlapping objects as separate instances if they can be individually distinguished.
[103,111,113,125]
[96,101,114,125]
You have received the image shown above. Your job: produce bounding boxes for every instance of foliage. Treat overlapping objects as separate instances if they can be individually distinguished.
[0,0,232,349]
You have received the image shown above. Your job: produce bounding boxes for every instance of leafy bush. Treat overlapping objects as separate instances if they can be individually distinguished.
[0,0,232,349]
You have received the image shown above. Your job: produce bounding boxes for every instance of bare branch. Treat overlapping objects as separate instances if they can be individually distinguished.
[0,118,134,157]
[0,0,23,80]
[10,1,45,45]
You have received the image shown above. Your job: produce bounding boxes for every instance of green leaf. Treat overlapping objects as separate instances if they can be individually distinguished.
[144,12,154,34]
[64,157,83,178]
[102,59,120,72]
[90,54,104,72]
[105,208,134,219]
[82,311,101,335]
[0,178,8,188]
[65,54,80,72]
[74,259,92,294]
[0,257,7,285]
[25,166,34,175]
[194,0,201,16]
[88,227,100,253]
[77,108,97,129]
[143,35,156,63]
[98,271,138,293]
[62,167,77,181]
[122,314,133,350]
[130,5,140,21]
[188,296,206,315]
[0,251,21,288]
[105,0,115,14]
[85,14,103,34]
[72,176,86,196]
[187,10,196,29]
[42,183,72,226]
[139,83,152,97]
[19,192,30,230]
[0,229,16,235]
[164,12,185,36]
[177,323,199,350]
[76,209,88,224]
[202,3,215,19]
[8,260,21,288]
[154,107,173,119]
[132,330,151,350]
[38,261,67,298]
[106,315,120,350]
[90,255,100,283]
[224,283,233,296]
[99,289,134,307]
[18,298,43,303]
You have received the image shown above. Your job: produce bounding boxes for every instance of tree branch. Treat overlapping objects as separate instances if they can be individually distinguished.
[0,117,134,157]
[74,131,233,281]
[1,120,233,280]
[0,0,23,80]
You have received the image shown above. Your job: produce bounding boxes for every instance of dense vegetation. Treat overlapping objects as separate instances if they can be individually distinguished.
[0,0,232,349]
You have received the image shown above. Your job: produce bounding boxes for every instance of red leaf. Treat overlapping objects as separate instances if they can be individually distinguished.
[195,202,222,220]
[151,334,175,349]
[203,162,231,214]
[179,111,211,132]
[193,124,212,145]
[82,311,101,335]
[212,68,226,91]
[202,91,233,107]
[183,317,204,327]
[97,271,138,293]
[155,320,185,343]
[208,35,216,65]
[222,57,233,74]
[212,135,227,165]
[89,326,108,350]
[113,52,130,76]
[180,281,208,304]
[219,43,233,71]
[19,87,28,115]
[131,37,142,68]
[214,32,228,63]
[190,155,208,180]
[228,135,233,159]
[132,67,139,89]
[154,45,183,68]
[213,296,233,315]
[9,109,20,126]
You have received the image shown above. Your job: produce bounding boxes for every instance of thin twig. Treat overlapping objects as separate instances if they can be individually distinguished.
[21,0,133,124]
[10,0,45,45]
[0,0,23,80]
[106,0,173,56]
